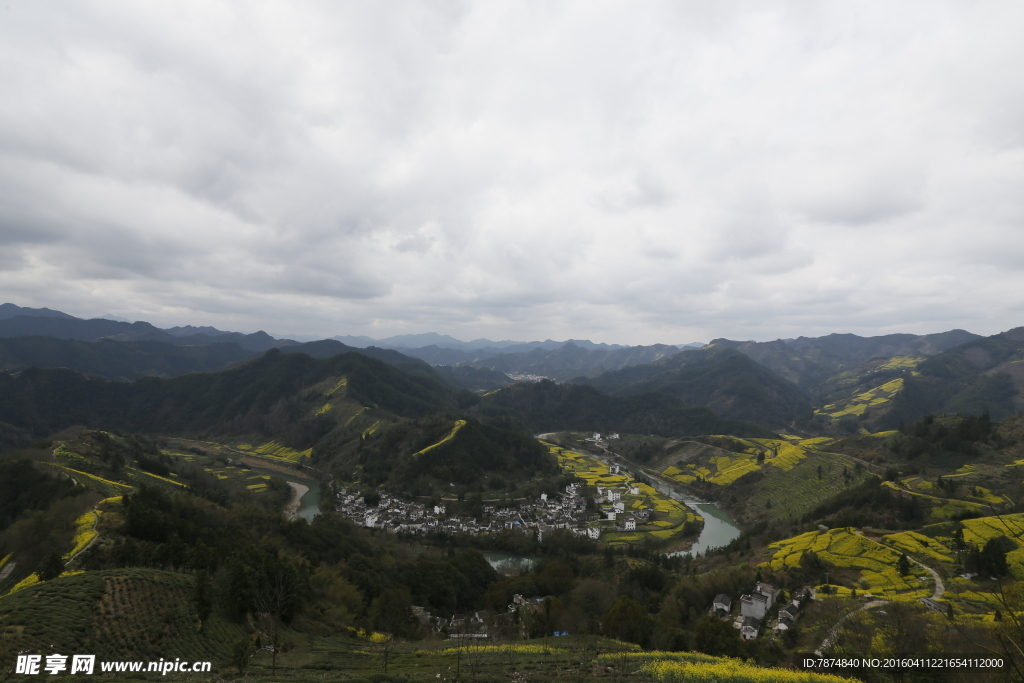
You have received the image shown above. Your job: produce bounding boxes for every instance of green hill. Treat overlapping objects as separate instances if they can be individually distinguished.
[477,380,775,438]
[583,346,811,429]
[354,415,554,489]
[0,349,457,450]
[874,327,1024,428]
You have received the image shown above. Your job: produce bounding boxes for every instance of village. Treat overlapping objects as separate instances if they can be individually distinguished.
[330,480,811,642]
[710,583,813,642]
[330,462,652,542]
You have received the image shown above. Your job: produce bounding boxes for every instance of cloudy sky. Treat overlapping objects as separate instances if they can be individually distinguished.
[2,1,1023,345]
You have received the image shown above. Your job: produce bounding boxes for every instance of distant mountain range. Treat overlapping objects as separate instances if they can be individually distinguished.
[331,332,630,352]
[709,330,980,389]
[458,342,684,381]
[0,303,77,320]
[3,302,1022,434]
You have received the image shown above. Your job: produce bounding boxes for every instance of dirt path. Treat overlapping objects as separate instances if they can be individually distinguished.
[814,529,947,654]
[815,600,888,655]
[911,557,945,599]
[0,561,17,583]
[818,449,886,475]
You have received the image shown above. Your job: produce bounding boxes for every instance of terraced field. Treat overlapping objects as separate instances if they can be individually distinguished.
[234,440,313,463]
[816,377,905,419]
[881,480,989,519]
[0,573,875,683]
[879,513,1024,617]
[0,568,247,663]
[656,438,870,524]
[885,512,1024,577]
[764,528,932,599]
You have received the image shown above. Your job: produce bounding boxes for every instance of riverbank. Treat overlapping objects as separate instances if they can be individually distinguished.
[550,435,743,556]
[285,482,310,519]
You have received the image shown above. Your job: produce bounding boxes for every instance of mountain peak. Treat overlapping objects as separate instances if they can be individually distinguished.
[0,303,79,320]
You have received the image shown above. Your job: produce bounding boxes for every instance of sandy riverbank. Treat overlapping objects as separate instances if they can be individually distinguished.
[284,482,310,519]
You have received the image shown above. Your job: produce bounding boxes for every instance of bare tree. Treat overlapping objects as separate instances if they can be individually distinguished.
[254,570,298,675]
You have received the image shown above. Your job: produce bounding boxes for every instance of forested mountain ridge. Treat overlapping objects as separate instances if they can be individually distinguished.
[0,315,297,352]
[715,329,980,389]
[0,345,774,494]
[873,326,1024,428]
[477,379,776,438]
[0,333,506,392]
[0,336,258,381]
[0,303,77,320]
[0,349,459,452]
[581,346,811,430]
[459,341,681,380]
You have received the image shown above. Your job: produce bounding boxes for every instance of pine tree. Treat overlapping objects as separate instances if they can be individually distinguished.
[897,553,911,577]
[37,550,65,582]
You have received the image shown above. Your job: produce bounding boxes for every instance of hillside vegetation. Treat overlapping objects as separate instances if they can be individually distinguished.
[584,346,811,429]
[715,329,980,389]
[477,380,776,439]
[0,336,258,381]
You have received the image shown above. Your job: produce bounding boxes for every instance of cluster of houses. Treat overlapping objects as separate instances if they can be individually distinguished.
[710,583,812,641]
[584,432,620,443]
[409,594,556,640]
[331,481,648,540]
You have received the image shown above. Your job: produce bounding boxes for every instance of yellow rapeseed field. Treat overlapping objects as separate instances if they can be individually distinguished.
[413,420,467,456]
[65,511,98,560]
[641,658,850,683]
[765,528,928,597]
[235,440,313,463]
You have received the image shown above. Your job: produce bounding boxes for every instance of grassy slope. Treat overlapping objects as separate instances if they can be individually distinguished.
[827,415,1024,521]
[648,437,873,525]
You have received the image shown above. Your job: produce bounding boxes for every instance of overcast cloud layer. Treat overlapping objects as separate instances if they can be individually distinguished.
[2,1,1024,344]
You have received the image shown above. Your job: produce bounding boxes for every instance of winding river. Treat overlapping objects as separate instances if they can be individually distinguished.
[270,444,741,555]
[243,462,322,521]
[292,479,322,521]
[646,478,743,557]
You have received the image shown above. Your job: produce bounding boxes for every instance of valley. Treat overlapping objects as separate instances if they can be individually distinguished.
[3,307,1024,681]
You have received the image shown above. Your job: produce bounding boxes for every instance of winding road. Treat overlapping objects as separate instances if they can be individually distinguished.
[814,547,945,654]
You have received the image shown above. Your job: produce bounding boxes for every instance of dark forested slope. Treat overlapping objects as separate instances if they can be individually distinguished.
[477,380,775,438]
[0,350,457,447]
[0,336,258,380]
[583,346,811,429]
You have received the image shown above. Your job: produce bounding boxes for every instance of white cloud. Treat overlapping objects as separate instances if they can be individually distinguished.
[1,0,1023,343]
